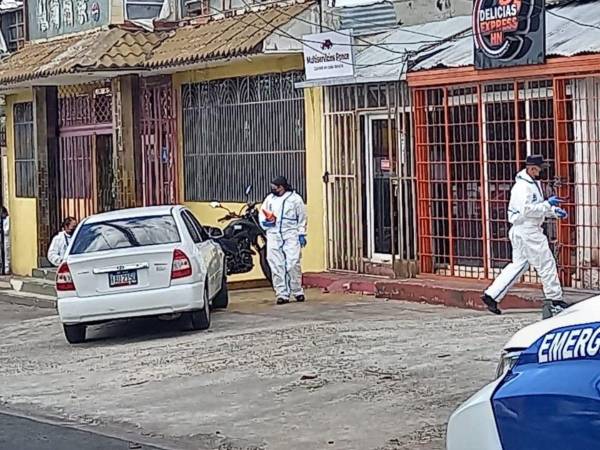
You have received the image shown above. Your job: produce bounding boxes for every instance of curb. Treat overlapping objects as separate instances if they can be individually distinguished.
[303,272,545,311]
[0,291,57,309]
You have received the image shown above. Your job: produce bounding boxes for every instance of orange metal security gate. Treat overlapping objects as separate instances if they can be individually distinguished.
[413,76,600,290]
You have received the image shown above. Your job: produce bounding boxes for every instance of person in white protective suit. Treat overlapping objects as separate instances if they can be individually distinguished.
[48,217,78,267]
[259,176,307,305]
[481,155,570,319]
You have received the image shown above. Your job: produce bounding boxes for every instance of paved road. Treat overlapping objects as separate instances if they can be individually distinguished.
[0,300,52,326]
[0,412,162,450]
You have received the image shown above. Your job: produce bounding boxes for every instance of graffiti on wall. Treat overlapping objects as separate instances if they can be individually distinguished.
[30,0,109,40]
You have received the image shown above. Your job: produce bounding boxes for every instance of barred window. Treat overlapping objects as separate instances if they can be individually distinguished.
[13,102,36,198]
[182,71,306,203]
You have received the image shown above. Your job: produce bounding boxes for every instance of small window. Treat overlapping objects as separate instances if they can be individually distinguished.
[13,102,36,198]
[126,0,164,20]
[181,211,201,243]
[71,215,181,254]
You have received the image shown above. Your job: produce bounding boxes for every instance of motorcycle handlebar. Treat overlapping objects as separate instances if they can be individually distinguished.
[218,203,259,222]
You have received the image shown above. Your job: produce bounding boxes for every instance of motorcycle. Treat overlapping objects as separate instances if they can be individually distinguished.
[207,185,272,285]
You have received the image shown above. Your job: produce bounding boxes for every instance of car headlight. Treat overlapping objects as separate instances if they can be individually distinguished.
[495,350,523,378]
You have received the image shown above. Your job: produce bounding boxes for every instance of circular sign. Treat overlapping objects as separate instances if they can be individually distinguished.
[473,0,541,62]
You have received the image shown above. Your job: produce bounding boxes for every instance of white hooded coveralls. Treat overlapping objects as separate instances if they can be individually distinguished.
[485,169,563,303]
[48,231,72,267]
[259,191,307,300]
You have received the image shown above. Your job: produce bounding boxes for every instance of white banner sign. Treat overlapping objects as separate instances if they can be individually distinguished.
[302,30,355,80]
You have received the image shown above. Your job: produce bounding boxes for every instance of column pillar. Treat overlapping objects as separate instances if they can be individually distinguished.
[112,75,142,209]
[33,86,59,267]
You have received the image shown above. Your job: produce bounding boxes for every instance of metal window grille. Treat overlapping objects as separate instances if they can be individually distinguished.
[182,71,306,203]
[5,9,25,52]
[13,102,35,198]
[413,75,600,290]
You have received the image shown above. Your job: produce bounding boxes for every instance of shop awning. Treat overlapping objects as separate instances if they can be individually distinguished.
[295,15,471,88]
[412,0,600,71]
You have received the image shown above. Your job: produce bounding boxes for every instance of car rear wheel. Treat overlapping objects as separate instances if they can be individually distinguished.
[212,273,229,309]
[63,324,86,344]
[189,287,211,331]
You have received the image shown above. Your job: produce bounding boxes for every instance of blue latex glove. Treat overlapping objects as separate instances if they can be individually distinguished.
[261,220,275,229]
[554,207,568,219]
[299,235,307,248]
[548,196,565,207]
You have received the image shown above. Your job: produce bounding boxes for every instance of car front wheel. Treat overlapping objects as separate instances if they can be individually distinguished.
[63,324,86,344]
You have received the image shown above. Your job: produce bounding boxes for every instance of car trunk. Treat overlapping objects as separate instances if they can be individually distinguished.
[67,245,176,298]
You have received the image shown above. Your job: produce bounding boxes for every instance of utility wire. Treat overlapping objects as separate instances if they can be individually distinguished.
[208,3,412,68]
[547,9,600,31]
[205,1,600,71]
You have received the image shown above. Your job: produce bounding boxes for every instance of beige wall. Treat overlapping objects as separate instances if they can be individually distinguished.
[5,90,38,276]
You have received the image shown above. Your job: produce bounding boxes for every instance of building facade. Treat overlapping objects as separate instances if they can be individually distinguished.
[0,0,328,278]
[407,1,600,289]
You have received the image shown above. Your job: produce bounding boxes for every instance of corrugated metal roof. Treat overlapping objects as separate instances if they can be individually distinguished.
[146,2,311,68]
[337,2,397,36]
[413,1,600,71]
[0,28,165,84]
[296,14,470,87]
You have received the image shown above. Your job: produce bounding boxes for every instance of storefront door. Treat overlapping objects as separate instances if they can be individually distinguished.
[365,115,398,262]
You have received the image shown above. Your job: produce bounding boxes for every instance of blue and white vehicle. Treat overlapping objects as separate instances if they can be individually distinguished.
[447,297,600,450]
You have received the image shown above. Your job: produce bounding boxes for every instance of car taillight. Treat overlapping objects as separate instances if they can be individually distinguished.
[56,262,75,291]
[171,249,192,279]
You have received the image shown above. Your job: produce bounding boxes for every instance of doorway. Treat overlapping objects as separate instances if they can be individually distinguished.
[365,115,399,262]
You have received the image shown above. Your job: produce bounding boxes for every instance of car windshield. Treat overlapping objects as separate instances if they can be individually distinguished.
[70,215,180,254]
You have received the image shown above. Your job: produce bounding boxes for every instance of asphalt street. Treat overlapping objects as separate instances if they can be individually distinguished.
[0,412,162,450]
[0,290,538,450]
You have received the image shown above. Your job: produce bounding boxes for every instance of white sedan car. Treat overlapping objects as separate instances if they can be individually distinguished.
[57,206,228,344]
[447,296,600,450]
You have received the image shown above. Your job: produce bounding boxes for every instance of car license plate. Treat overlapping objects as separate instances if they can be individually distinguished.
[109,270,138,288]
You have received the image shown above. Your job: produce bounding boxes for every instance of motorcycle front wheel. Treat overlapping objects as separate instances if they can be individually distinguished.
[258,245,273,286]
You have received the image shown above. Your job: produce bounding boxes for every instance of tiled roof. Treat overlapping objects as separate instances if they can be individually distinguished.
[0,2,310,85]
[146,2,312,68]
[0,28,165,84]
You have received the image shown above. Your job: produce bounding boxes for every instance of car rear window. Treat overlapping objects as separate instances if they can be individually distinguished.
[70,215,180,255]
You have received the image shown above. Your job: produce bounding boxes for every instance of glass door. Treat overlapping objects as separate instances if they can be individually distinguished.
[365,115,398,262]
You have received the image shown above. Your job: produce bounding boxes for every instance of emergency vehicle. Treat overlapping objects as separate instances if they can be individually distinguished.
[447,296,600,450]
